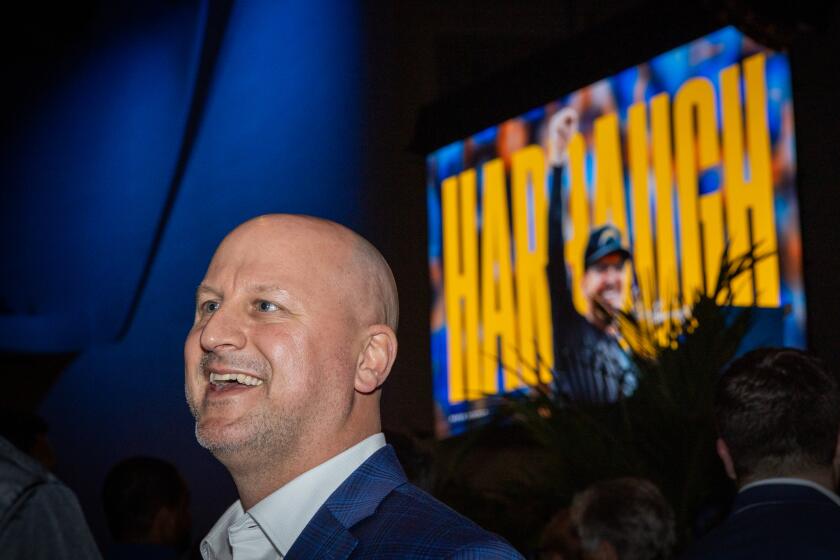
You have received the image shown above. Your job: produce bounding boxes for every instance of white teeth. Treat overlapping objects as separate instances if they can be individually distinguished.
[209,372,263,386]
[236,373,263,386]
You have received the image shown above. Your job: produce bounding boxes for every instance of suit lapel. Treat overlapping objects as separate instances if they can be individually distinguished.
[286,446,406,560]
[285,507,358,560]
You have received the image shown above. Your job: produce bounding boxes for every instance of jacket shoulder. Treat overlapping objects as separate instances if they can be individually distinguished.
[350,481,523,559]
[0,436,54,520]
[682,493,840,559]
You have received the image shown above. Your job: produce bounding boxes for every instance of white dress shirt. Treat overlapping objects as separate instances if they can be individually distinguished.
[201,433,387,560]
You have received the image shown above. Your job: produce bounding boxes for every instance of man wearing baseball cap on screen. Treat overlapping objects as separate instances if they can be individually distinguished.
[580,224,632,335]
[547,108,637,402]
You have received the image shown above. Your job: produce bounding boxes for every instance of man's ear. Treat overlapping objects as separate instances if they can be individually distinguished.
[716,437,737,481]
[355,325,398,394]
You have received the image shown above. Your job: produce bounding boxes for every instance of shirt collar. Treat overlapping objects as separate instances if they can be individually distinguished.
[739,477,840,508]
[201,433,386,559]
[201,500,244,560]
[250,433,386,555]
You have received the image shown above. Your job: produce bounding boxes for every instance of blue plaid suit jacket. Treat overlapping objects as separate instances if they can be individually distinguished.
[285,445,523,559]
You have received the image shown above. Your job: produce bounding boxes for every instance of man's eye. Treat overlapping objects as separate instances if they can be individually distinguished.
[201,301,220,313]
[258,301,278,312]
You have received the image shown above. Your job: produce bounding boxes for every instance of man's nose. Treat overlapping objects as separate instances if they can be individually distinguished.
[199,306,246,352]
[607,268,623,286]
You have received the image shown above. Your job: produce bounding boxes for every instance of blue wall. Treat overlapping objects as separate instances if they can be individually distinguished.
[2,0,366,548]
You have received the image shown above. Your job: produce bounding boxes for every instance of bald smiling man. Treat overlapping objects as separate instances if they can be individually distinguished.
[185,215,522,560]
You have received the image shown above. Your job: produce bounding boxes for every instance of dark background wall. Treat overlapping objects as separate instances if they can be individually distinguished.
[2,0,838,553]
[2,0,371,548]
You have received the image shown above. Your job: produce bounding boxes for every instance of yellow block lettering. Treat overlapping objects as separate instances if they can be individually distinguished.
[442,170,481,403]
[674,77,723,303]
[651,93,679,340]
[627,102,655,312]
[720,53,780,307]
[511,145,554,384]
[480,159,519,393]
[565,133,590,316]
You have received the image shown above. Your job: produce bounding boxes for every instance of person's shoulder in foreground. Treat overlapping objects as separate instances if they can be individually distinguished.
[186,214,521,559]
[0,434,102,560]
[290,444,522,559]
[682,347,840,559]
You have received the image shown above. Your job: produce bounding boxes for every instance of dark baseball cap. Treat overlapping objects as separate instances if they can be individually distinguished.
[584,224,631,269]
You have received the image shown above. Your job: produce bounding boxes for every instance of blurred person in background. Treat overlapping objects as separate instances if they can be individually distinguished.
[570,477,675,560]
[683,348,840,558]
[102,456,191,560]
[537,507,582,560]
[0,431,101,559]
[0,411,57,470]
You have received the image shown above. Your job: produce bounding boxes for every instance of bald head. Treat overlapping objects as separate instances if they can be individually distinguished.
[185,214,400,500]
[216,214,398,332]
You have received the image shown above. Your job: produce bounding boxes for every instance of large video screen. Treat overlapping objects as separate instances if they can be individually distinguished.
[426,26,804,438]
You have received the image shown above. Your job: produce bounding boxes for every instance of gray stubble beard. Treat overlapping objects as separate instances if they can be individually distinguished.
[186,381,303,467]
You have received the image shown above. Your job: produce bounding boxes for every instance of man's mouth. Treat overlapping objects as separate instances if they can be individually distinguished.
[209,372,264,388]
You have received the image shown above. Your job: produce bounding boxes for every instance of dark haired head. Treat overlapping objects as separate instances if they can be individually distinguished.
[715,347,840,482]
[571,477,675,560]
[102,456,190,547]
